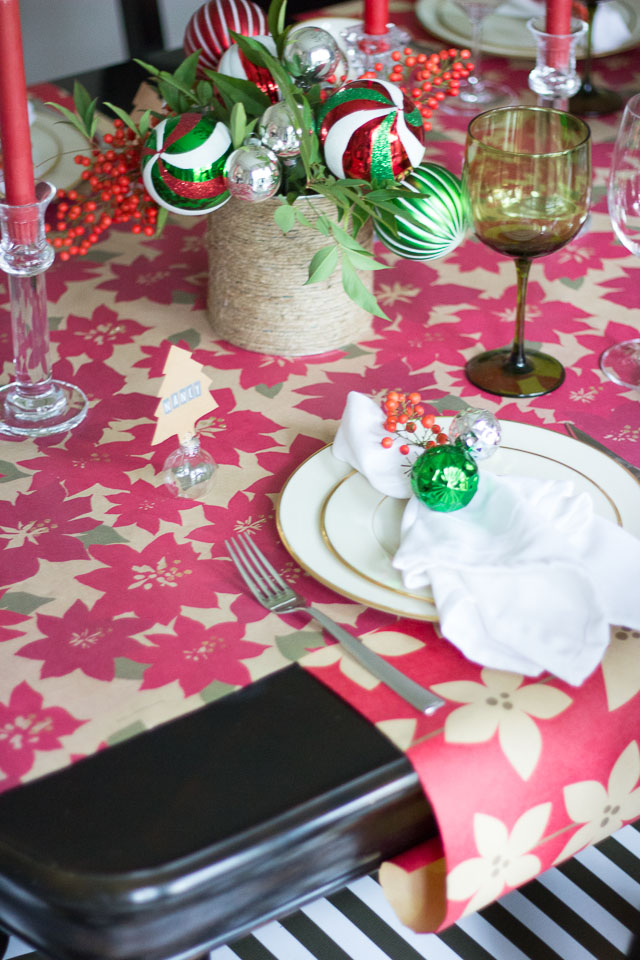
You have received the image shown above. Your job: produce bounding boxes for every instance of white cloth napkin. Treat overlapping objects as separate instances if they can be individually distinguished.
[333,391,640,685]
[496,0,631,53]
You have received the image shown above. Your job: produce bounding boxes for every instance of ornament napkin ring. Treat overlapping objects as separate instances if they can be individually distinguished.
[380,393,501,512]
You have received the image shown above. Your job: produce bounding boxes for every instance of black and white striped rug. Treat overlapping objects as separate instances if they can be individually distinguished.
[4,823,639,960]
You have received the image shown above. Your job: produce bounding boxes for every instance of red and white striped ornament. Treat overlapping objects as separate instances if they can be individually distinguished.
[217,35,279,103]
[183,0,268,73]
[317,79,426,182]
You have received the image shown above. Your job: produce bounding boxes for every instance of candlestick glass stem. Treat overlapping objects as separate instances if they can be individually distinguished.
[569,0,622,117]
[0,181,88,437]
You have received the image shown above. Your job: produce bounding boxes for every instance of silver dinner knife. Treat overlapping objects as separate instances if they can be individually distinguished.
[564,423,640,484]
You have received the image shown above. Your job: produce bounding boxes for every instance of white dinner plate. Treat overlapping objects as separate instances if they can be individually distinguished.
[276,419,640,620]
[415,0,640,59]
[30,100,92,190]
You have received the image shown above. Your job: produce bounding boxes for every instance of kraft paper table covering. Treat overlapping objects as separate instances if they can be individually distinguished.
[0,48,638,908]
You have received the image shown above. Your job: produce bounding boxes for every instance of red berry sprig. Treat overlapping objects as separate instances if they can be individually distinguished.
[359,47,473,130]
[380,389,449,455]
[45,118,158,260]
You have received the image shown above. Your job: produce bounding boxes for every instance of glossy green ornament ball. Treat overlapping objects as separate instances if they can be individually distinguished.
[375,162,466,260]
[410,443,478,512]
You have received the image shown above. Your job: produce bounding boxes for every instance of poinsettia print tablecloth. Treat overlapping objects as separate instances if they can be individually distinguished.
[0,28,638,918]
[303,618,640,931]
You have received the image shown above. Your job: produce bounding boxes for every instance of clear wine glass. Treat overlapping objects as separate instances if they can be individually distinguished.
[462,106,591,398]
[441,0,515,117]
[569,0,622,117]
[600,93,640,390]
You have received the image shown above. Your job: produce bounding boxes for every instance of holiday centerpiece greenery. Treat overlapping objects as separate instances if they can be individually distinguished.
[48,0,471,320]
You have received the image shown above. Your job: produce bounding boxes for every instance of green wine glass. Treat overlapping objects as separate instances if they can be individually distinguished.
[462,106,591,398]
[569,0,623,118]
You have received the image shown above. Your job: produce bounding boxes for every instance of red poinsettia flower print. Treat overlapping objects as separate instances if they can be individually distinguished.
[77,533,219,624]
[105,479,199,534]
[96,247,205,306]
[0,681,84,780]
[0,600,29,644]
[18,436,150,496]
[129,614,266,695]
[51,304,149,362]
[0,482,99,586]
[193,343,342,390]
[17,600,150,681]
[150,387,282,472]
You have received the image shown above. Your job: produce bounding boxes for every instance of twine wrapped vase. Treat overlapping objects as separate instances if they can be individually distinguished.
[206,195,374,356]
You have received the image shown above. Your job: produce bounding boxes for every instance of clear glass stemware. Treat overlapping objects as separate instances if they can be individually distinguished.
[441,0,514,117]
[600,93,640,390]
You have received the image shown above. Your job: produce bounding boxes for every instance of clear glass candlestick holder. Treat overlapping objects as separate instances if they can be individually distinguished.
[0,181,88,437]
[527,17,586,110]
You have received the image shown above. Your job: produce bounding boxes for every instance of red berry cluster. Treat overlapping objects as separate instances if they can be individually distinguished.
[45,118,158,259]
[360,47,473,130]
[380,390,449,455]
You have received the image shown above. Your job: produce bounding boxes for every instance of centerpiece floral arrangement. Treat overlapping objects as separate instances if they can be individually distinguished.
[48,0,471,318]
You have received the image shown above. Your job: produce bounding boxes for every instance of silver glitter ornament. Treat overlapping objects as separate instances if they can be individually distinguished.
[449,408,502,461]
[258,102,302,159]
[224,144,282,202]
[282,26,341,87]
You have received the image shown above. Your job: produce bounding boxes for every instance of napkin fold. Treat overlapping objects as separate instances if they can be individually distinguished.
[496,0,631,53]
[333,392,640,685]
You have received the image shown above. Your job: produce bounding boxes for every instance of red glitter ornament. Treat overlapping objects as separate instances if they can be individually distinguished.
[317,79,426,182]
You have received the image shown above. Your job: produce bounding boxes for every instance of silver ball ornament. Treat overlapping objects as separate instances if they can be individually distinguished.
[283,26,341,87]
[224,143,282,202]
[449,408,502,461]
[258,102,301,159]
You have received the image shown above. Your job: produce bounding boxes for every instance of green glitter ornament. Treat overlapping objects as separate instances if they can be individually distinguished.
[410,443,478,512]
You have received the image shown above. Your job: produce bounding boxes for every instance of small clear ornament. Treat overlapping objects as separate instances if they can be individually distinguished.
[449,408,501,462]
[163,433,217,499]
[282,26,342,88]
[225,143,282,202]
[258,102,301,159]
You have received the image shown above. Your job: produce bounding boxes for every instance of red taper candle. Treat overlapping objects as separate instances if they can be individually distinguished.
[546,0,572,35]
[364,0,388,36]
[0,0,36,205]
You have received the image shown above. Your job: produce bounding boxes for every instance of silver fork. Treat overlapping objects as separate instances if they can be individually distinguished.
[225,533,445,716]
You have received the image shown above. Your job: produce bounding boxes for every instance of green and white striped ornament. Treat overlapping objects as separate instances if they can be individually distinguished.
[375,162,467,261]
[141,113,232,216]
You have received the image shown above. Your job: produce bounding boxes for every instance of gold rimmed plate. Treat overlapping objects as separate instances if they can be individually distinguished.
[276,420,640,619]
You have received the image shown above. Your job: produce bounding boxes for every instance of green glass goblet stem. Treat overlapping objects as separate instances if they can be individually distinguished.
[569,0,622,117]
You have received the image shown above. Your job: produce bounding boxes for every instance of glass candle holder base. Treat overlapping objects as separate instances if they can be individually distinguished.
[466,348,565,398]
[440,79,514,116]
[600,339,640,390]
[0,380,88,437]
[339,22,411,75]
[163,434,217,499]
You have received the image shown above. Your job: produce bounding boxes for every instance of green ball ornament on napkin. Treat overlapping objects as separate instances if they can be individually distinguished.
[410,443,479,512]
[375,162,466,260]
[141,113,232,216]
